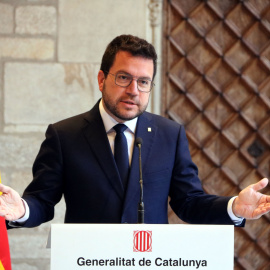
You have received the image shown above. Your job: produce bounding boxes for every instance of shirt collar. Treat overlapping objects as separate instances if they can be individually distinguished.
[99,99,137,134]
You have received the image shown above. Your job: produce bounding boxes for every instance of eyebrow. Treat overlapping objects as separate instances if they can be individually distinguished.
[116,70,152,81]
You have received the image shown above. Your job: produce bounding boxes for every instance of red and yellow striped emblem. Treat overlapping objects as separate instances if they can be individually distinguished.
[133,230,152,252]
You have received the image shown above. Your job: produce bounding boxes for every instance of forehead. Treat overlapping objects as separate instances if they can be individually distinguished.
[110,51,154,79]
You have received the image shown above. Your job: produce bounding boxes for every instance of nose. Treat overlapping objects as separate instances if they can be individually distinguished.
[126,78,139,95]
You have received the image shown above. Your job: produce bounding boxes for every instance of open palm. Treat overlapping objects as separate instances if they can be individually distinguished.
[0,184,25,221]
[233,178,270,219]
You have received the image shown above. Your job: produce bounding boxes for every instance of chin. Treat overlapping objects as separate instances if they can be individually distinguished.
[117,113,137,121]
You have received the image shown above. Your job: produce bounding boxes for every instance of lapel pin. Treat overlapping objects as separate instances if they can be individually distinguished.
[148,127,151,132]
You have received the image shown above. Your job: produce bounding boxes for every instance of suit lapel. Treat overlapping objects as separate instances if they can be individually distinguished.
[123,112,157,212]
[82,102,125,200]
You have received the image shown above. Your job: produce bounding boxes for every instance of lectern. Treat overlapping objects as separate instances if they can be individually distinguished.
[48,224,234,270]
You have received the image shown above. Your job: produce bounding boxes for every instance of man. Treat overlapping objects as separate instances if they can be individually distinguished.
[0,35,269,227]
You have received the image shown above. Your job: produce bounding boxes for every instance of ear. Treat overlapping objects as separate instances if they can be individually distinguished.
[98,70,105,92]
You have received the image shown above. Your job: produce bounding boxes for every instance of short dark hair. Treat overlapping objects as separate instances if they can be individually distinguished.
[100,34,157,80]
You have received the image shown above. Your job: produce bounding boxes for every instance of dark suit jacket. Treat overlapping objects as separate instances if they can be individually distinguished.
[19,101,235,227]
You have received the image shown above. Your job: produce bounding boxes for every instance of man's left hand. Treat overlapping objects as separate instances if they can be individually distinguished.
[233,178,270,219]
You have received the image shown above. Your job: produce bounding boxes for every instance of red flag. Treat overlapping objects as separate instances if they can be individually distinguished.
[0,216,11,270]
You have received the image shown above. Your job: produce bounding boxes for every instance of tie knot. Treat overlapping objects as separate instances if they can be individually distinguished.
[114,124,127,134]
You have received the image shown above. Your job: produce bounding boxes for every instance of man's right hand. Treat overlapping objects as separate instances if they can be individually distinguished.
[0,183,25,221]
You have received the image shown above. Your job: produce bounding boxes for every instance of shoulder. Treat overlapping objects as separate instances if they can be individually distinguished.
[143,111,182,130]
[50,100,100,131]
[139,112,186,144]
[51,111,91,131]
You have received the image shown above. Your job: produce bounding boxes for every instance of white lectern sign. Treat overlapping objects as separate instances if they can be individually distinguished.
[50,224,234,270]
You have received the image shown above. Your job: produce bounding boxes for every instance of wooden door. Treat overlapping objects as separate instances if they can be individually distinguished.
[163,1,270,269]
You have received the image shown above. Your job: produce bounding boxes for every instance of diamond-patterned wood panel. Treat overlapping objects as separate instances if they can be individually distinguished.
[163,1,270,269]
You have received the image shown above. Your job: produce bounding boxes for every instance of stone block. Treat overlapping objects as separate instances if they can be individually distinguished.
[4,63,96,127]
[0,171,10,189]
[27,0,54,2]
[0,63,2,125]
[16,6,56,35]
[0,3,13,33]
[0,135,42,169]
[58,0,147,62]
[4,125,48,133]
[8,231,50,259]
[9,171,34,195]
[11,261,48,270]
[0,38,54,60]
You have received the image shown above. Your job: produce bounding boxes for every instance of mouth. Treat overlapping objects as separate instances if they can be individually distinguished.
[122,100,137,106]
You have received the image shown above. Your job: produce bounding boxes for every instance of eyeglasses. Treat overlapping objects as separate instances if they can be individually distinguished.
[106,72,154,93]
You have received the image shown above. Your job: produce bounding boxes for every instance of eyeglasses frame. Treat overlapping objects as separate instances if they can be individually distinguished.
[105,71,155,93]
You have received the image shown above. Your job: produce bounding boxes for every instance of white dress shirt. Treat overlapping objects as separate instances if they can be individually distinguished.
[99,100,137,165]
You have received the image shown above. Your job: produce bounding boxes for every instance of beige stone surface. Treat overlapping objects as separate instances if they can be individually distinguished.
[0,135,42,168]
[58,0,147,62]
[0,38,54,60]
[9,231,50,259]
[4,125,49,133]
[0,1,153,270]
[9,171,33,195]
[0,63,2,113]
[16,5,57,35]
[4,63,96,126]
[0,3,13,33]
[11,261,46,270]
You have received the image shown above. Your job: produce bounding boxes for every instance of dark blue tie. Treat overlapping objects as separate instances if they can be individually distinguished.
[113,124,129,189]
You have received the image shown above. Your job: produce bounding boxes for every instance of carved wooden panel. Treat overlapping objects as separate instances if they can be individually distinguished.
[163,1,270,269]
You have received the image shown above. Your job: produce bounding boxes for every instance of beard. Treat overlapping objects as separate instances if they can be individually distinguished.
[102,83,149,122]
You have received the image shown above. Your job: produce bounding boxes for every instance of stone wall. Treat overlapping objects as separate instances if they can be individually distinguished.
[0,0,162,269]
